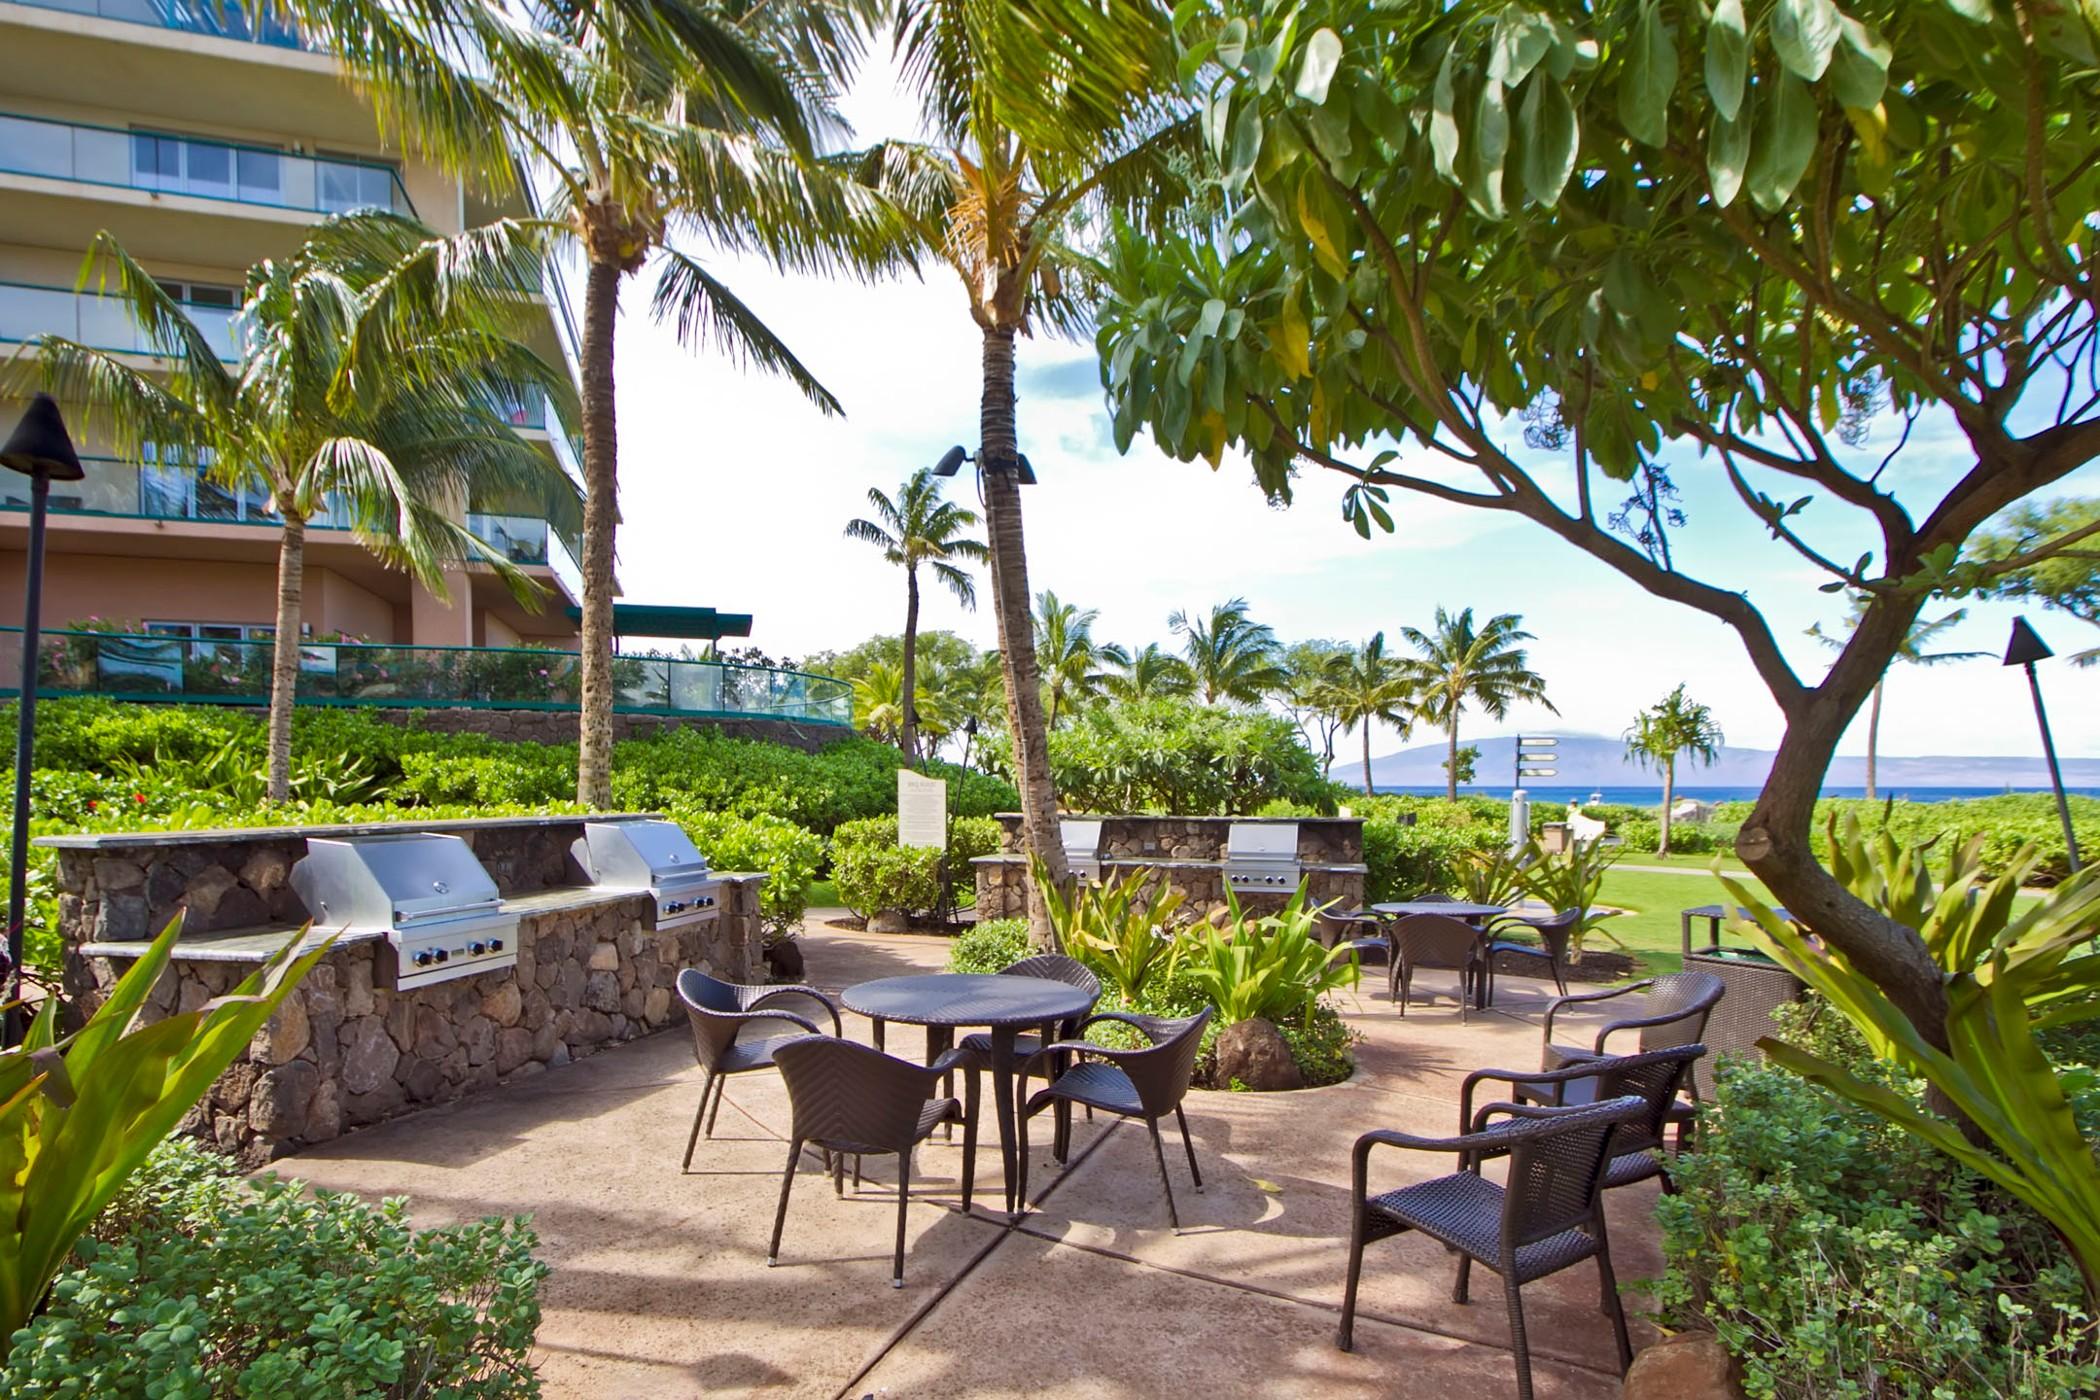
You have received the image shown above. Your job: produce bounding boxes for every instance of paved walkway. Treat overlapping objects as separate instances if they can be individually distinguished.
[277,926,1662,1398]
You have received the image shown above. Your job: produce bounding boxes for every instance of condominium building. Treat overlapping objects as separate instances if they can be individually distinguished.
[0,0,589,655]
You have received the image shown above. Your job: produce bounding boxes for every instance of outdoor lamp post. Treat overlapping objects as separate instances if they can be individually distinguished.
[1,394,84,1042]
[2003,615,2082,875]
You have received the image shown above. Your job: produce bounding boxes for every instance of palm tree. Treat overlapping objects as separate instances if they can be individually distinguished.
[1624,685,1724,856]
[1102,641,1194,703]
[299,0,901,805]
[1329,634,1418,797]
[1035,591,1115,728]
[1169,598,1289,704]
[1809,601,1988,798]
[876,0,1188,941]
[852,660,912,745]
[23,215,574,801]
[1399,608,1556,801]
[844,468,988,760]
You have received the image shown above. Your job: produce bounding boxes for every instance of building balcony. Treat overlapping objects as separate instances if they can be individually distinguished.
[0,109,413,217]
[0,454,346,525]
[7,0,311,48]
[0,627,855,726]
[0,281,239,361]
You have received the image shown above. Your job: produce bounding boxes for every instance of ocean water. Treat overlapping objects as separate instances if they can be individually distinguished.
[1372,784,2100,806]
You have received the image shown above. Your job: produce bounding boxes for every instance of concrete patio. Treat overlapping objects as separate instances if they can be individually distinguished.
[277,921,1665,1398]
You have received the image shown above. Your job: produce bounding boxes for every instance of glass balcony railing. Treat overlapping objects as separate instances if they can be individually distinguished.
[0,110,414,217]
[7,0,315,48]
[466,511,550,565]
[488,393,549,430]
[0,281,239,360]
[0,456,347,526]
[546,524,583,601]
[0,628,856,726]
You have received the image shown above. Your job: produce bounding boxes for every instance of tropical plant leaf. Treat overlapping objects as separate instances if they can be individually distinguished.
[1619,0,1678,147]
[1705,0,1749,121]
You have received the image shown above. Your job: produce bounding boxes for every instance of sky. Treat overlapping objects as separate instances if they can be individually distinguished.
[591,57,2100,767]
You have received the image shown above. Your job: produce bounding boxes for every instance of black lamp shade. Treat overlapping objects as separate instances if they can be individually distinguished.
[0,394,85,482]
[2004,616,2054,668]
[931,444,969,477]
[965,716,979,737]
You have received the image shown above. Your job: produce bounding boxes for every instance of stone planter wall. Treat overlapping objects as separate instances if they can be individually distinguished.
[990,813,1363,864]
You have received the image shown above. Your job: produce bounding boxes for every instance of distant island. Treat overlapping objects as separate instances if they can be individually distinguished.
[1368,732,2100,795]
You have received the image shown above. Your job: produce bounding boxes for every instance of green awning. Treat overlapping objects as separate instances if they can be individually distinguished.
[561,603,754,641]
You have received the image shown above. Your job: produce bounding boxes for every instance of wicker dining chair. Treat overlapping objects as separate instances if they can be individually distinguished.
[675,969,843,1171]
[1516,972,1725,1145]
[1460,1045,1706,1194]
[955,954,1102,1155]
[1390,913,1489,1018]
[1337,1095,1649,1400]
[1015,1008,1213,1231]
[1480,909,1581,1001]
[767,1035,978,1288]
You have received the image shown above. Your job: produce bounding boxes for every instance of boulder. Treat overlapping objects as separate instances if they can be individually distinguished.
[251,996,311,1065]
[1622,1333,1742,1400]
[481,980,523,1027]
[763,938,806,982]
[1213,1017,1304,1092]
[494,1026,535,1074]
[339,1017,401,1096]
[248,1060,319,1141]
[588,941,620,972]
[583,970,621,1014]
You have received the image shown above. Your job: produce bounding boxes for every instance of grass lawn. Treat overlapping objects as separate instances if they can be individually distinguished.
[805,878,840,908]
[1588,863,1776,977]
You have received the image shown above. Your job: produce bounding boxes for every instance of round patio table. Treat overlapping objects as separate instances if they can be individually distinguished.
[1370,900,1510,922]
[841,973,1098,1216]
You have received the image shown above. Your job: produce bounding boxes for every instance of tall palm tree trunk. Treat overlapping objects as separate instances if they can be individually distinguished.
[575,256,622,807]
[1659,756,1676,857]
[264,511,307,804]
[979,324,1068,946]
[1445,718,1460,801]
[1864,680,1883,801]
[1361,722,1375,797]
[900,565,921,761]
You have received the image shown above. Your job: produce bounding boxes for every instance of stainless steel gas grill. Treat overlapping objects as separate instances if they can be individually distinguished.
[1224,822,1303,894]
[572,817,723,931]
[290,833,519,991]
[1060,818,1105,883]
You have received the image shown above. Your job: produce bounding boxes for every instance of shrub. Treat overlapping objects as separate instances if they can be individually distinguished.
[1040,861,1188,1003]
[829,815,1001,922]
[946,917,1031,974]
[1710,793,2100,884]
[669,810,824,942]
[1,1140,547,1398]
[1276,1003,1357,1088]
[1045,698,1333,815]
[1655,1007,2099,1398]
[1182,885,1359,1029]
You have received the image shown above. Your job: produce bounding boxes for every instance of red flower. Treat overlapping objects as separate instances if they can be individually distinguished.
[134,793,147,804]
[87,800,98,811]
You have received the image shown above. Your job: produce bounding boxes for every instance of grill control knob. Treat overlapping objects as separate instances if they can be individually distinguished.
[488,938,504,952]
[469,941,486,955]
[434,949,449,963]
[413,951,434,967]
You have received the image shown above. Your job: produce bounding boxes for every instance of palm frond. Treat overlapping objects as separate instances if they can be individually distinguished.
[648,247,842,415]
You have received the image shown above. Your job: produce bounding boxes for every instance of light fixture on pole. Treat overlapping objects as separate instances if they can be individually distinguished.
[1,394,84,1044]
[929,444,1037,485]
[2003,616,2081,874]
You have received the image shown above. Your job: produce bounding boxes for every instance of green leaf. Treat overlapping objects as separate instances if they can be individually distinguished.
[1467,77,1511,217]
[1708,103,1752,208]
[1227,99,1264,186]
[1943,0,1992,22]
[1431,46,1461,182]
[1296,172,1353,278]
[1216,17,1249,70]
[1747,70,1818,211]
[1829,16,1892,108]
[1295,27,1343,105]
[1705,0,1749,121]
[1773,0,1843,80]
[1204,86,1234,161]
[1518,75,1579,206]
[1487,7,1555,87]
[1619,0,1679,147]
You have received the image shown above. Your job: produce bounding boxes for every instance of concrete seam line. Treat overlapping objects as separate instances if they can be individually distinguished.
[827,1118,1126,1400]
[1003,1224,1624,1380]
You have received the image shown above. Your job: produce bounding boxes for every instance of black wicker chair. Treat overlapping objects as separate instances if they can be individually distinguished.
[1337,1095,1648,1400]
[1480,908,1580,1001]
[1516,972,1725,1145]
[1390,913,1489,1017]
[955,954,1102,1154]
[675,969,843,1170]
[1015,1008,1213,1231]
[767,1035,978,1288]
[1461,1045,1706,1195]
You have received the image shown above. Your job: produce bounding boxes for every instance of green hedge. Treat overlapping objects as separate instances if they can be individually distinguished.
[830,815,1001,922]
[1353,794,1508,900]
[1,1139,545,1397]
[1656,1005,2099,1397]
[1712,794,2100,884]
[669,809,823,941]
[1043,698,1335,815]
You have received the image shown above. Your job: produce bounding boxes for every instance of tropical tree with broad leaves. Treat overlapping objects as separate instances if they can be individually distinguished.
[1973,498,2100,666]
[1279,638,1351,776]
[1328,633,1419,796]
[867,0,1191,942]
[284,0,905,806]
[1809,601,1987,799]
[1624,685,1724,855]
[1396,609,1554,801]
[1169,596,1289,703]
[845,466,988,760]
[18,213,575,803]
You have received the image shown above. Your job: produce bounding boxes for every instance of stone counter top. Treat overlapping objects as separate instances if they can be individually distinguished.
[35,811,662,851]
[990,812,1363,826]
[971,853,1369,875]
